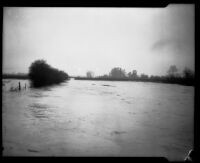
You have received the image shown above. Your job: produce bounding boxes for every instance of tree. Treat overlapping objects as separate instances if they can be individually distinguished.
[150,75,162,81]
[167,65,178,77]
[132,70,137,79]
[128,70,137,79]
[102,74,109,78]
[109,67,126,78]
[140,73,149,80]
[127,72,132,78]
[86,71,94,78]
[29,59,69,87]
[182,67,194,85]
[183,67,194,79]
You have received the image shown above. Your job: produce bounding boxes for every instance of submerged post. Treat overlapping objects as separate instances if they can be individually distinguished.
[19,82,21,91]
[25,83,26,90]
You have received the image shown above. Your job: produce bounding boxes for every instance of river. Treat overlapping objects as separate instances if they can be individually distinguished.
[2,79,194,160]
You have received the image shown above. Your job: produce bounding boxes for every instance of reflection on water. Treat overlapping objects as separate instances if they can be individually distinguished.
[29,103,52,119]
[29,92,50,98]
[2,79,30,92]
[2,79,194,160]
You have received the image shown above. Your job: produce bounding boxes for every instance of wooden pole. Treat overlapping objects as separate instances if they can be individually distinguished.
[19,82,21,91]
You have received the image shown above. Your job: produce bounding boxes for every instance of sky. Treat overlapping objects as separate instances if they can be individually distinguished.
[3,5,194,76]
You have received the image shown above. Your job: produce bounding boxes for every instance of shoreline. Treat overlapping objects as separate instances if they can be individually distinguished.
[74,77,194,87]
[2,77,194,87]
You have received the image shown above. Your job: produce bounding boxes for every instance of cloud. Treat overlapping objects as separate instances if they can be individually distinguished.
[151,4,194,55]
[151,37,194,56]
[151,38,182,51]
[151,39,170,51]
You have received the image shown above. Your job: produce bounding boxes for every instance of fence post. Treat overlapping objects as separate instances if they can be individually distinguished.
[19,82,21,91]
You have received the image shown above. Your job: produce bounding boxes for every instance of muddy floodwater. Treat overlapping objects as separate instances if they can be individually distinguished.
[2,79,194,160]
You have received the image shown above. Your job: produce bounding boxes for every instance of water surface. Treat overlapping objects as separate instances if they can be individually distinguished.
[2,79,194,160]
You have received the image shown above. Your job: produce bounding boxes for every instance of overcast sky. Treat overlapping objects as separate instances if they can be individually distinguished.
[3,5,194,76]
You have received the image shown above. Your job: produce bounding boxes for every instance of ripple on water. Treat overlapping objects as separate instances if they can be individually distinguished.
[27,149,39,153]
[110,131,127,136]
[29,91,50,98]
[102,84,115,87]
[100,91,114,95]
[29,103,54,120]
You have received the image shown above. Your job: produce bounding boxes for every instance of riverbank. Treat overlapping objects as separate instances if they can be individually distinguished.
[3,74,29,80]
[74,77,194,86]
[2,75,194,86]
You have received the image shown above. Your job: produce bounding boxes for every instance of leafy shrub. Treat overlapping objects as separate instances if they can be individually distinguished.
[29,60,69,87]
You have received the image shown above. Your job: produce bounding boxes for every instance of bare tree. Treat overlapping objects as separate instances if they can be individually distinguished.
[167,65,178,77]
[132,70,137,79]
[86,71,94,78]
[128,70,137,79]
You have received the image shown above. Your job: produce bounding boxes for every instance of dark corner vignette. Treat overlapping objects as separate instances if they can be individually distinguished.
[1,0,197,162]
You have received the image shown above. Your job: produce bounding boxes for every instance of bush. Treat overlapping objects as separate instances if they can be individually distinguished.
[28,60,69,87]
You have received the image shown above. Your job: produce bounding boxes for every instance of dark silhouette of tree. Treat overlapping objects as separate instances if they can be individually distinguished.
[128,70,138,79]
[3,73,28,79]
[149,75,164,82]
[140,73,149,80]
[167,65,178,77]
[109,67,126,78]
[28,59,69,87]
[183,67,194,79]
[74,65,194,86]
[182,67,194,85]
[100,74,109,78]
[86,71,94,78]
[127,72,132,78]
[165,65,180,84]
[132,70,137,78]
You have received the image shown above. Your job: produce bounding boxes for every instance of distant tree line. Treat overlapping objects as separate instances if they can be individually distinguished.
[76,65,194,86]
[29,60,69,87]
[2,73,28,79]
[86,71,94,78]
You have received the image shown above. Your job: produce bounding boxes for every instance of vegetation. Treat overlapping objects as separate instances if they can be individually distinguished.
[127,70,137,79]
[2,73,28,79]
[75,65,195,86]
[28,60,69,87]
[3,63,194,87]
[109,67,126,78]
[86,71,94,78]
[167,65,178,77]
